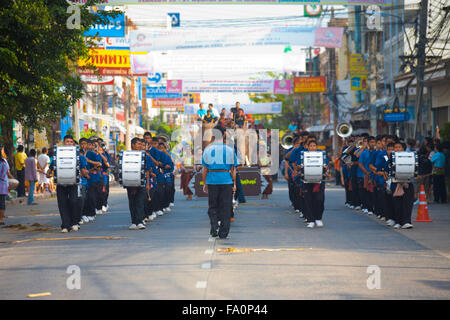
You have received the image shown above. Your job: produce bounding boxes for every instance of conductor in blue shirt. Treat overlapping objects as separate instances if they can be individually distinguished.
[202,132,237,239]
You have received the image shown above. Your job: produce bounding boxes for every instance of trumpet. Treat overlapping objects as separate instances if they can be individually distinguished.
[356,139,364,148]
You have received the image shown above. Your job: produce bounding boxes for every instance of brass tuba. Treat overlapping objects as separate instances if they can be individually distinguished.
[281,132,294,149]
[336,122,353,138]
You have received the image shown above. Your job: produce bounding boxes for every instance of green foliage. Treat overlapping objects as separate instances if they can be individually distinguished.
[440,122,450,142]
[80,129,103,140]
[0,0,119,129]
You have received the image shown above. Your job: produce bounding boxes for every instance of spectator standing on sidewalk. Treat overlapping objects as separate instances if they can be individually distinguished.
[14,145,27,197]
[25,149,38,205]
[414,146,433,204]
[430,143,447,203]
[37,147,50,194]
[0,144,15,225]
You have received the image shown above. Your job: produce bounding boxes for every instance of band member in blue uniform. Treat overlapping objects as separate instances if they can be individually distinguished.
[374,142,395,224]
[97,138,111,214]
[157,141,174,213]
[202,133,238,239]
[47,135,79,233]
[142,139,157,223]
[125,138,146,230]
[296,139,329,228]
[357,136,376,215]
[390,141,414,229]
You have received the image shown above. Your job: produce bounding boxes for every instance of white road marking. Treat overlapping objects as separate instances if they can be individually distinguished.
[204,249,213,255]
[201,262,212,269]
[196,281,207,289]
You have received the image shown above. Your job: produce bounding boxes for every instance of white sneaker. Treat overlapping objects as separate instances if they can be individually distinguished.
[386,220,395,227]
[315,220,324,227]
[355,206,361,210]
[96,209,104,215]
[102,206,108,213]
[232,199,238,205]
[367,211,373,215]
[169,203,174,207]
[137,223,146,229]
[345,203,350,207]
[79,220,84,225]
[413,199,419,205]
[306,222,315,228]
[156,210,164,216]
[295,209,300,213]
[61,228,69,233]
[363,209,368,213]
[150,213,156,220]
[299,212,304,218]
[129,224,138,230]
[380,217,386,221]
[165,207,171,212]
[401,223,413,229]
[82,216,89,223]
[71,225,79,232]
[88,216,95,221]
[349,205,355,209]
[393,224,401,229]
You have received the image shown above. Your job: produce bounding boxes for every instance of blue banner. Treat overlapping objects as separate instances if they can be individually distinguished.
[84,13,125,38]
[384,112,409,122]
[61,112,72,140]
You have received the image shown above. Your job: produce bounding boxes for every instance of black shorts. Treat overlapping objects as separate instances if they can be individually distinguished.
[0,195,6,210]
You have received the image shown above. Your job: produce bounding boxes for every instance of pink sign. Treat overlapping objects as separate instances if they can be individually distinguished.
[166,80,183,93]
[274,80,291,94]
[314,27,344,48]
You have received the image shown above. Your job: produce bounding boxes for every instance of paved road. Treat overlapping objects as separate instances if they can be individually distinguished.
[0,180,449,300]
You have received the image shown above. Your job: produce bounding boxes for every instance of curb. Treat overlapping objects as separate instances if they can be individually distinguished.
[6,181,119,206]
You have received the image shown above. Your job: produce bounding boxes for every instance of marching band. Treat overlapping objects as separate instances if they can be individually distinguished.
[338,128,417,229]
[46,119,418,235]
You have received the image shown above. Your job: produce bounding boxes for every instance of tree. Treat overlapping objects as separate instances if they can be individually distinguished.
[0,0,119,158]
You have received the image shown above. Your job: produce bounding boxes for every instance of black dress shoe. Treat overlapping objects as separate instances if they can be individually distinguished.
[211,231,218,237]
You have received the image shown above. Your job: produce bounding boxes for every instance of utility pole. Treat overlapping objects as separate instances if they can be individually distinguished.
[124,80,131,150]
[329,8,338,156]
[309,46,313,126]
[413,0,429,140]
[73,100,80,141]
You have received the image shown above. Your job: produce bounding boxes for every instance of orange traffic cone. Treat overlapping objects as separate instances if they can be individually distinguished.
[414,185,432,222]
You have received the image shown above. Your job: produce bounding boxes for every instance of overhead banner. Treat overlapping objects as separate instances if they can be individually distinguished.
[130,26,317,52]
[313,27,344,48]
[167,80,290,94]
[73,1,392,5]
[184,102,282,115]
[294,76,326,93]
